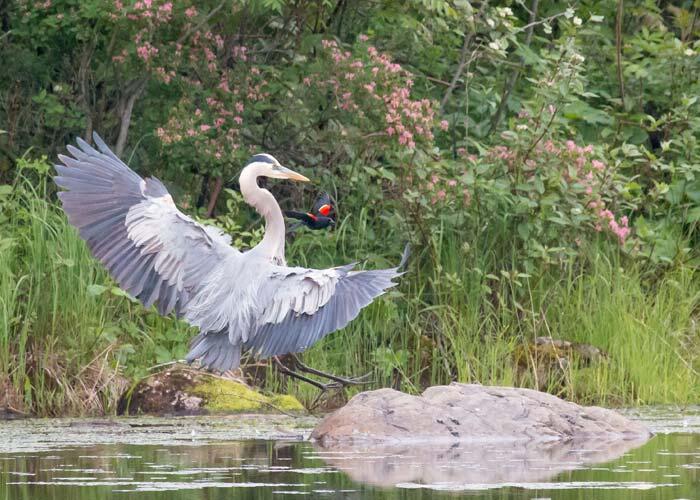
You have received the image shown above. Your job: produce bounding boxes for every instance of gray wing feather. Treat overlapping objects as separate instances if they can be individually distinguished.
[186,331,241,373]
[245,265,402,358]
[54,133,237,317]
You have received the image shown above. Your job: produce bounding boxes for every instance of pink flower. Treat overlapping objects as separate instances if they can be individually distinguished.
[439,120,449,131]
[185,6,197,17]
[591,160,605,171]
[234,116,243,124]
[359,34,369,42]
[200,124,211,132]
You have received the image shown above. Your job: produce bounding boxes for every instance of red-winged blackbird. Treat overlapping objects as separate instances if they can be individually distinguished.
[285,192,336,230]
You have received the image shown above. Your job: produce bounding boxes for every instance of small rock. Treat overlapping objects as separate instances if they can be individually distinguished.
[514,336,607,393]
[119,366,305,416]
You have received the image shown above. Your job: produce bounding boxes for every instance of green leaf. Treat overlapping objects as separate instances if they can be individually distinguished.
[687,206,700,222]
[87,284,108,297]
[110,287,138,302]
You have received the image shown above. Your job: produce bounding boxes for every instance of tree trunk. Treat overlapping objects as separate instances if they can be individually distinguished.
[206,176,224,217]
[115,79,147,156]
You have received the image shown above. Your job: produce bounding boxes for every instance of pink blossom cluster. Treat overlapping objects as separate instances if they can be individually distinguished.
[589,201,630,243]
[444,130,631,245]
[312,38,440,151]
[157,95,240,161]
[110,0,177,69]
[136,42,158,62]
[537,137,631,244]
[155,54,269,164]
[107,1,270,165]
[423,173,471,206]
[116,0,173,23]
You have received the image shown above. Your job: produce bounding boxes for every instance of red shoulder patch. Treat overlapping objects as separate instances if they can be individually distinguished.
[307,212,318,221]
[318,204,332,216]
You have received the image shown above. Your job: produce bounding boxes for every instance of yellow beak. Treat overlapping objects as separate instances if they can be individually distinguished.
[279,166,310,182]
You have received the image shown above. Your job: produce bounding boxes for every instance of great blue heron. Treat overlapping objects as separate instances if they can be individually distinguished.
[285,192,336,231]
[54,133,406,388]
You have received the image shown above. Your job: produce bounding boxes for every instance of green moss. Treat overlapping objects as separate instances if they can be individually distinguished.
[191,377,305,414]
[269,394,306,412]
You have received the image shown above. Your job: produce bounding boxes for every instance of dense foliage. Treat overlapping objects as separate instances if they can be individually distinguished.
[1,0,699,415]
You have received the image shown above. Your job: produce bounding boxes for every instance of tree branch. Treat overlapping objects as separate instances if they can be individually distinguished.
[616,0,625,107]
[177,1,227,45]
[440,2,492,113]
[488,0,539,135]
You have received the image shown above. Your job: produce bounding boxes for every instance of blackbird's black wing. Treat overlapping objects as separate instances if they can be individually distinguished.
[284,210,316,225]
[311,192,335,217]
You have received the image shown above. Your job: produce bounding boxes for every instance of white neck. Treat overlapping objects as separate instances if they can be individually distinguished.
[239,163,286,263]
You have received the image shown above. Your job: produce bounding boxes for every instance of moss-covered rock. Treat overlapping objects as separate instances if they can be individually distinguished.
[192,378,305,413]
[118,366,305,416]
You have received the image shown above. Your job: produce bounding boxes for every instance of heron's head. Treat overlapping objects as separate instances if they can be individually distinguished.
[246,153,309,182]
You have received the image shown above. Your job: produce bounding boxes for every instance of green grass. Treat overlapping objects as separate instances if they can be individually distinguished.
[284,211,700,408]
[0,160,193,416]
[1,158,698,416]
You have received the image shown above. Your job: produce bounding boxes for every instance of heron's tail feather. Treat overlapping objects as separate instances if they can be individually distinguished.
[185,331,241,372]
[397,243,411,271]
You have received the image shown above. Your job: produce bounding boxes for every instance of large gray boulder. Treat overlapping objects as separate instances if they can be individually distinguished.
[311,383,651,446]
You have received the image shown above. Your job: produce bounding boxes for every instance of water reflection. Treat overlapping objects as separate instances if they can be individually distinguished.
[0,412,698,499]
[312,436,651,486]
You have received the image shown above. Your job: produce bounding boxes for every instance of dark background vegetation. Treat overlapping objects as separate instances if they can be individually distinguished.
[1,0,699,416]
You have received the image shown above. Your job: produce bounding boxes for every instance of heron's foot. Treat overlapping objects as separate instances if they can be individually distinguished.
[289,354,373,388]
[272,355,373,391]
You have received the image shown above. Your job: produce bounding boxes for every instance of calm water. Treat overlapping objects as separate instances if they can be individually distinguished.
[0,408,698,499]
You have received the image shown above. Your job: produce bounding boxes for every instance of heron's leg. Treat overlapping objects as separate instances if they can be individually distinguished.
[272,356,339,391]
[289,354,373,387]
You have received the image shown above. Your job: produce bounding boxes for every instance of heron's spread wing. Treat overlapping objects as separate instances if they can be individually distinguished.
[245,262,403,358]
[54,133,238,316]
